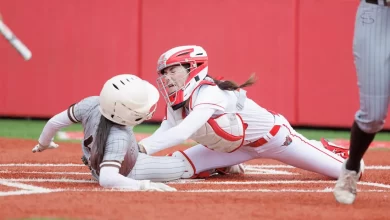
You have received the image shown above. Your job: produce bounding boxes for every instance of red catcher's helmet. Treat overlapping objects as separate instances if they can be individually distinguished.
[156,45,208,110]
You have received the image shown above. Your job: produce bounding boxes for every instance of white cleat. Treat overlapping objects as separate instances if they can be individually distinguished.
[213,164,246,176]
[223,163,246,174]
[333,160,364,204]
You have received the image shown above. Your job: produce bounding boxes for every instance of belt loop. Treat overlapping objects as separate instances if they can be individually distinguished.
[365,0,387,6]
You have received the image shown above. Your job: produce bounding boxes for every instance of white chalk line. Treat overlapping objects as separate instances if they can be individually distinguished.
[0,163,85,167]
[0,163,390,196]
[2,178,390,189]
[244,168,298,175]
[1,163,389,170]
[171,180,390,189]
[0,170,295,176]
[0,179,51,191]
[0,190,54,197]
[0,170,90,175]
[0,178,96,183]
[0,179,53,197]
[0,169,296,176]
[182,189,390,193]
[0,170,294,176]
[245,165,390,170]
[1,178,390,196]
[1,187,388,194]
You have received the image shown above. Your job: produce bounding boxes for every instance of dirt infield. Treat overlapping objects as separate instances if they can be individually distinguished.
[0,137,390,220]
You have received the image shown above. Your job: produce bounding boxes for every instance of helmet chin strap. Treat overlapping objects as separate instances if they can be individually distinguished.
[172,101,186,111]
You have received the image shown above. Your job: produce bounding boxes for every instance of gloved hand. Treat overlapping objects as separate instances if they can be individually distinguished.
[32,141,59,153]
[139,180,176,192]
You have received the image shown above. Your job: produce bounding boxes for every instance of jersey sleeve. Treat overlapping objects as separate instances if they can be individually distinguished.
[100,126,138,169]
[68,96,99,123]
[190,85,228,112]
[140,107,216,155]
[38,96,98,146]
[38,110,74,146]
[99,166,141,189]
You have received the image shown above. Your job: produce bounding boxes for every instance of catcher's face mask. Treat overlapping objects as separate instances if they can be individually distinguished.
[157,64,190,103]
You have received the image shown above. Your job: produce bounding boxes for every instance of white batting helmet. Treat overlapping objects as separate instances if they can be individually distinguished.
[99,74,160,126]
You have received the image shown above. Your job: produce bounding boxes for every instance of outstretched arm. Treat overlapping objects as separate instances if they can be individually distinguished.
[99,166,141,189]
[99,166,176,191]
[139,107,216,155]
[34,97,98,153]
[32,109,75,153]
[37,109,75,146]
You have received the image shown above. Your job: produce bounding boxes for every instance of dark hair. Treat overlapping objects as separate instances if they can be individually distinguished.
[182,63,191,70]
[90,115,117,171]
[209,73,257,91]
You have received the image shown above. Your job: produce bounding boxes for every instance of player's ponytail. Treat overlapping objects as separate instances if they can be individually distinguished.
[210,73,257,91]
[91,115,116,172]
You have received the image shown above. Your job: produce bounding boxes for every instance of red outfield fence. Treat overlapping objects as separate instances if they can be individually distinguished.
[0,0,389,129]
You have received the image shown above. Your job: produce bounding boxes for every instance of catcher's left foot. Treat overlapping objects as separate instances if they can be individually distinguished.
[216,164,246,175]
[195,164,246,178]
[321,138,349,159]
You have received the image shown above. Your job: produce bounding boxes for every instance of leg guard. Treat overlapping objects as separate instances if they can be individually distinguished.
[171,151,196,178]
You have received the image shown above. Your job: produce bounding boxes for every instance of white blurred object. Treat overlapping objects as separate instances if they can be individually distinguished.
[0,20,32,61]
[32,141,59,153]
[223,164,246,174]
[139,180,177,192]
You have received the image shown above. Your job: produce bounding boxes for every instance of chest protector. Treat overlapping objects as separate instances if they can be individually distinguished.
[190,112,247,153]
[171,80,248,153]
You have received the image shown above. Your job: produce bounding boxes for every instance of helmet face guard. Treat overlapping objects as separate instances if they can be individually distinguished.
[156,64,208,109]
[155,45,208,109]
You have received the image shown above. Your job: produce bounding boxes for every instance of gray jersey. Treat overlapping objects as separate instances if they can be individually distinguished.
[353,1,390,133]
[67,96,138,176]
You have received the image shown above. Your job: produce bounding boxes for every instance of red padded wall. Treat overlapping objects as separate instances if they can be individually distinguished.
[0,0,389,129]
